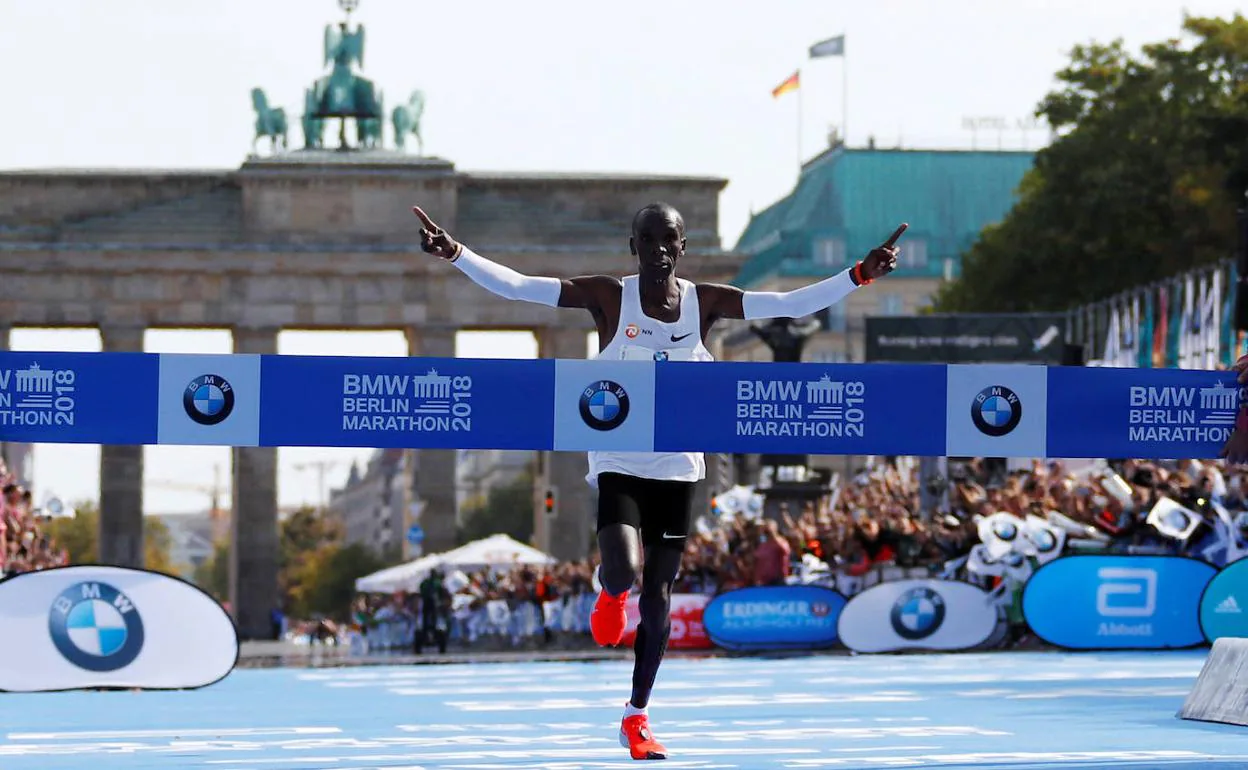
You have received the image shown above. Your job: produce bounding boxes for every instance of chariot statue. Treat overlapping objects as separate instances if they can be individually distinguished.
[307,0,382,149]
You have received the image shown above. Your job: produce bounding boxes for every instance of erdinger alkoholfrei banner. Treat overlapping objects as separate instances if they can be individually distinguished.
[1022,555,1216,651]
[0,565,238,692]
[0,352,1241,460]
[701,585,847,651]
[836,579,999,654]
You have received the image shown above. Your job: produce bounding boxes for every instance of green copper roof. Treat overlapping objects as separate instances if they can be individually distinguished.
[732,147,1035,287]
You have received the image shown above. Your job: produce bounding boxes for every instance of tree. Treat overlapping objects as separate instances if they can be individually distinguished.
[143,516,176,575]
[934,14,1248,313]
[43,503,177,574]
[192,540,230,602]
[286,542,386,620]
[44,501,98,563]
[457,468,535,545]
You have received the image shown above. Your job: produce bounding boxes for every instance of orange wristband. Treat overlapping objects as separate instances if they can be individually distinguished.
[853,261,874,286]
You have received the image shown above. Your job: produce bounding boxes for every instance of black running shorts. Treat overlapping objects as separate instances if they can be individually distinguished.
[596,472,697,550]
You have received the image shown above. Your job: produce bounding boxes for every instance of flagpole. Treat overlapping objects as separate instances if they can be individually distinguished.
[797,69,804,171]
[841,51,848,147]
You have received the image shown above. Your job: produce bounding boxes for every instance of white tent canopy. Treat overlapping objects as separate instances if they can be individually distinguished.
[354,534,557,594]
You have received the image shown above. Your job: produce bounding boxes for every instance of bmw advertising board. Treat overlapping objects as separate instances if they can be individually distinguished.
[552,359,656,452]
[945,364,1048,458]
[0,565,239,692]
[702,585,847,651]
[158,353,262,447]
[1022,555,1215,650]
[1199,558,1248,643]
[836,579,999,653]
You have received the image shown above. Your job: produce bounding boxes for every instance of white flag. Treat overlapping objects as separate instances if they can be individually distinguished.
[809,35,845,58]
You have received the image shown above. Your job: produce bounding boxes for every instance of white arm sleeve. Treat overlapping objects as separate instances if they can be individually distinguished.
[739,269,858,320]
[450,246,563,308]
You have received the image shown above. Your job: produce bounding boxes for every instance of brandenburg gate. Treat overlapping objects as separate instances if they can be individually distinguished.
[0,1,743,639]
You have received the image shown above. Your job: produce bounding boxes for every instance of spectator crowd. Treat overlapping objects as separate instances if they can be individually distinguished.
[344,455,1248,654]
[0,458,69,578]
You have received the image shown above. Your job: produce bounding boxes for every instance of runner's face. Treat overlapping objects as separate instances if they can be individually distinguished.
[632,211,685,282]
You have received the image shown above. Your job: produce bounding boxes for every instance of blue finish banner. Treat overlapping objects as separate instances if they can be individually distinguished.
[259,356,555,450]
[1047,367,1240,461]
[701,585,847,651]
[0,351,1241,457]
[0,352,158,446]
[1022,555,1216,650]
[653,362,946,456]
[1199,558,1248,643]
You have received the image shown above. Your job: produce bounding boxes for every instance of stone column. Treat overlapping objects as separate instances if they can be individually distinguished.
[406,326,459,555]
[536,327,593,561]
[230,327,280,641]
[98,325,146,567]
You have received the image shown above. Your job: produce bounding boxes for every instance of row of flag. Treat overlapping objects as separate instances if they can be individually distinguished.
[772,34,844,98]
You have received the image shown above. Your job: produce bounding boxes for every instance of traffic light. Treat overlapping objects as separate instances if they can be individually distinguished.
[544,488,556,516]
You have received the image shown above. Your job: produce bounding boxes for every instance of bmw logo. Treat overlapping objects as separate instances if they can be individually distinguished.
[972,385,1022,437]
[48,581,145,672]
[183,374,235,426]
[1029,528,1058,553]
[579,380,630,431]
[890,586,946,641]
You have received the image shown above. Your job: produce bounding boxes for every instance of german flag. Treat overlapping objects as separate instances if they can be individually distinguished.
[772,70,800,98]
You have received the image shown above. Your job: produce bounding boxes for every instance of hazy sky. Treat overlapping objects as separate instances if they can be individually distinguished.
[2,0,1241,515]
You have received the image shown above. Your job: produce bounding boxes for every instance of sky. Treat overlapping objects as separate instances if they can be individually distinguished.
[1,0,1242,514]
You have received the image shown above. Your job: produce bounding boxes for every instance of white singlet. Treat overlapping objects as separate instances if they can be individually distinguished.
[587,275,715,487]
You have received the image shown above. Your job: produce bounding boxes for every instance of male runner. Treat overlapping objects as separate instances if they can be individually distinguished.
[413,203,901,760]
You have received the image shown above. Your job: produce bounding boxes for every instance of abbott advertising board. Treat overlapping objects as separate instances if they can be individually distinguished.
[1023,555,1215,650]
[0,565,239,691]
[620,594,711,650]
[836,579,999,654]
[1200,558,1248,643]
[702,585,846,651]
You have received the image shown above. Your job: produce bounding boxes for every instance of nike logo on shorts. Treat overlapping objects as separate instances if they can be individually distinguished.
[662,532,685,540]
[670,332,692,342]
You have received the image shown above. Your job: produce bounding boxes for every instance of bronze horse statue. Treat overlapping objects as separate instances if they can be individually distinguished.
[251,88,288,154]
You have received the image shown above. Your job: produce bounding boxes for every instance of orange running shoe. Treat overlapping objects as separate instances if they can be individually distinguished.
[620,713,667,760]
[590,590,628,647]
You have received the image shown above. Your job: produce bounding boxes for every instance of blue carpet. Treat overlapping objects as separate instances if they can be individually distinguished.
[2,649,1247,769]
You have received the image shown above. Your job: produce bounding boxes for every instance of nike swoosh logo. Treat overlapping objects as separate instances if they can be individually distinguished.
[670,333,693,342]
[662,532,686,540]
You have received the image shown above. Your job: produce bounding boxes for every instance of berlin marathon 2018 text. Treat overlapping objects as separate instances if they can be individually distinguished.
[340,371,473,432]
[0,365,77,427]
[734,378,866,438]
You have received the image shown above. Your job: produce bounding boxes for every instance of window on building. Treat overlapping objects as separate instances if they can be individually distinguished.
[821,301,847,332]
[878,294,905,316]
[808,349,850,363]
[900,238,928,269]
[813,237,846,267]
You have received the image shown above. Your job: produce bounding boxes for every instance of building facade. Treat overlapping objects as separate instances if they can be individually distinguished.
[725,144,1036,363]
